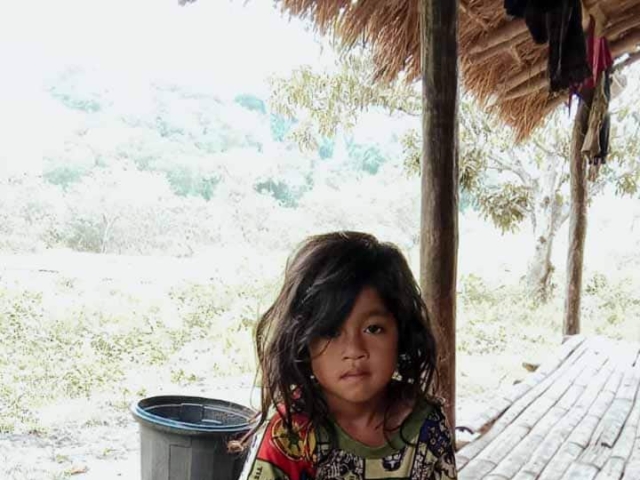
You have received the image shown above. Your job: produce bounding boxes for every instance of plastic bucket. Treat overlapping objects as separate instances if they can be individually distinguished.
[131,395,257,480]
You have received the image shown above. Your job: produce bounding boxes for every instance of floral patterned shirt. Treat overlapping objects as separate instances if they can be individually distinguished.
[238,399,457,480]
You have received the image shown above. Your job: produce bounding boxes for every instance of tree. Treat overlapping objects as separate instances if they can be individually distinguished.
[269,53,640,301]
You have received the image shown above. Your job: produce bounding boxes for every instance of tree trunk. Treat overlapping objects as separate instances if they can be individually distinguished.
[101,214,118,254]
[527,228,555,301]
[419,0,459,434]
[564,98,591,335]
[526,153,568,301]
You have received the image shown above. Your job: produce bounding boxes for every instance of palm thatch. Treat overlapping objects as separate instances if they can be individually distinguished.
[277,0,640,140]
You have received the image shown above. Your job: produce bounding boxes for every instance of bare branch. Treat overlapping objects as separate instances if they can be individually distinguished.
[489,153,533,185]
[532,137,564,158]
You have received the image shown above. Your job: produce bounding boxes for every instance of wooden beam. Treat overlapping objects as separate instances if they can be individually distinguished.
[611,29,640,56]
[499,58,547,93]
[502,74,547,100]
[563,96,591,336]
[613,49,640,73]
[419,0,459,434]
[469,19,527,54]
[606,12,640,41]
[470,30,529,64]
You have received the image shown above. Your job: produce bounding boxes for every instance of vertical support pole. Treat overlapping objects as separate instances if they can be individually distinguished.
[419,0,459,434]
[564,97,591,336]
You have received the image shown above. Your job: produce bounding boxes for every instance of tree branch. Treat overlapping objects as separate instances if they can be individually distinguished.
[532,137,564,158]
[489,153,533,185]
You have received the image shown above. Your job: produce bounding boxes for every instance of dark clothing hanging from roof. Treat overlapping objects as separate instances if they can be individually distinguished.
[504,0,591,91]
[504,0,527,18]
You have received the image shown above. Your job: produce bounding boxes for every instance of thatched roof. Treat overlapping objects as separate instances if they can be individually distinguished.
[277,0,640,140]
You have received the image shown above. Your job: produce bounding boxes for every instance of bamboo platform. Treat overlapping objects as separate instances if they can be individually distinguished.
[455,335,640,479]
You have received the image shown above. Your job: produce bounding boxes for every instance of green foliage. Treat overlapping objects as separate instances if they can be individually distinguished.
[268,51,640,255]
[400,128,421,176]
[255,179,308,207]
[615,170,639,196]
[49,72,103,113]
[269,53,540,223]
[583,272,640,328]
[459,151,487,192]
[475,183,531,233]
[458,275,549,356]
[270,114,295,142]
[0,266,275,433]
[0,286,174,431]
[317,137,335,159]
[234,94,266,114]
[43,164,89,189]
[347,142,386,174]
[165,165,220,200]
[0,177,65,252]
[268,52,419,150]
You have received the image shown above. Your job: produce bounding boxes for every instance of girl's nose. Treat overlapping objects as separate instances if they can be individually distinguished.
[342,332,367,360]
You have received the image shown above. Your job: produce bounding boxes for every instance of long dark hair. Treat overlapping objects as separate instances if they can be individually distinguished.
[232,231,438,451]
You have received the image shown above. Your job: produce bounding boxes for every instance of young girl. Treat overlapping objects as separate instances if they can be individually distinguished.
[236,231,457,480]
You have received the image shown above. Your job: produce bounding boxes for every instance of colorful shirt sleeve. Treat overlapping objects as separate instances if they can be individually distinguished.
[237,412,317,480]
[416,403,458,480]
[431,439,457,480]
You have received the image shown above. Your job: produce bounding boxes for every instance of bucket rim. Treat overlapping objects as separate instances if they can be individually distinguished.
[131,395,258,433]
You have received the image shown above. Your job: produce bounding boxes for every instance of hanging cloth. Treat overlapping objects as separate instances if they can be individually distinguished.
[504,0,527,18]
[504,0,591,92]
[582,69,611,181]
[579,24,613,181]
[581,26,613,90]
[547,0,591,91]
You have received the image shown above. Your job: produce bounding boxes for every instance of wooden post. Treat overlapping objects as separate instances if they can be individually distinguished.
[419,0,459,432]
[563,97,591,335]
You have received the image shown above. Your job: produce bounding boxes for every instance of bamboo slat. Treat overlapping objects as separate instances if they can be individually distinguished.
[513,349,617,477]
[538,441,583,480]
[457,337,640,479]
[490,353,610,479]
[457,339,590,465]
[457,336,585,436]
[595,363,640,479]
[595,457,626,480]
[536,347,634,478]
[559,462,599,480]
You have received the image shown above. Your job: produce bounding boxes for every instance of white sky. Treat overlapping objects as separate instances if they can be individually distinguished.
[0,0,330,175]
[0,0,324,91]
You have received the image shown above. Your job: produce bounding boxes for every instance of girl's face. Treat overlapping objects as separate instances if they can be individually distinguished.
[308,286,398,414]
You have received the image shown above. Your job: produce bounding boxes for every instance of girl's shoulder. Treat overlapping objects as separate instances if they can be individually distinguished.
[237,410,317,480]
[262,410,317,461]
[414,397,455,459]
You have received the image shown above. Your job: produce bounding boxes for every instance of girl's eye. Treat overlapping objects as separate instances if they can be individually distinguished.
[365,325,383,334]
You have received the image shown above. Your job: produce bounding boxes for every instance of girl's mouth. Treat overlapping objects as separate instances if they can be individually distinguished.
[340,370,370,380]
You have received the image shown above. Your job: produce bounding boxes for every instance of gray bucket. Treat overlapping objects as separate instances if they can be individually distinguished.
[131,395,257,480]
